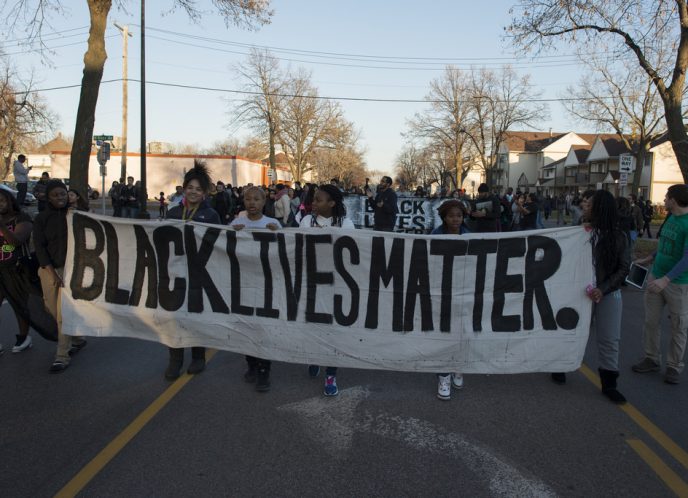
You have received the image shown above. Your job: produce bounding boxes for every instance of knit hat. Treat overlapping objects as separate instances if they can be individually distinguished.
[45,179,67,196]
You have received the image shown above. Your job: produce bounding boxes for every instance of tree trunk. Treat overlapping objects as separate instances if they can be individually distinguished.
[268,115,277,183]
[631,146,646,196]
[663,96,688,184]
[69,0,112,197]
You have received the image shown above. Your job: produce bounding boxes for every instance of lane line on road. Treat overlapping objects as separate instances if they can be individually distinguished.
[580,364,688,471]
[54,349,218,498]
[626,439,688,497]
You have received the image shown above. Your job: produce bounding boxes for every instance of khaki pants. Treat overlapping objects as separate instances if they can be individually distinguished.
[643,277,688,373]
[38,267,85,364]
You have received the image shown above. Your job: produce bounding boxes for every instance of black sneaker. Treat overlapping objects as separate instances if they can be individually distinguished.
[308,365,320,377]
[665,367,681,384]
[244,366,257,383]
[550,372,566,385]
[49,361,68,373]
[187,357,206,375]
[69,340,88,356]
[256,368,270,392]
[164,360,183,381]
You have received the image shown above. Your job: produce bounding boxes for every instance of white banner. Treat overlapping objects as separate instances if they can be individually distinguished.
[62,212,594,374]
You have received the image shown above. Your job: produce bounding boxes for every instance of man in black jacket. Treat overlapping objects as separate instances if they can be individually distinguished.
[33,180,87,373]
[469,183,500,232]
[366,176,398,231]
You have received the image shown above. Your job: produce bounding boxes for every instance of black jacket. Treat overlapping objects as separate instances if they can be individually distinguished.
[594,229,630,295]
[167,200,221,224]
[33,204,68,268]
[371,188,398,230]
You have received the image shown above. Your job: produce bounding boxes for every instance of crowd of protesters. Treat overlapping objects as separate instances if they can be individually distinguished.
[1,159,686,404]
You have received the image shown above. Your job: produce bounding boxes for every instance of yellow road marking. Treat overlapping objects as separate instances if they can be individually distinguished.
[580,364,688,471]
[54,349,218,498]
[627,439,688,497]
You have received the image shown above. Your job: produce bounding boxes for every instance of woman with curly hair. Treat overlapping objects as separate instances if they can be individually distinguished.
[164,159,221,380]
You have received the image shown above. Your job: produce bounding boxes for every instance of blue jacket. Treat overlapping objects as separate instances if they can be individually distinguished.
[431,224,470,235]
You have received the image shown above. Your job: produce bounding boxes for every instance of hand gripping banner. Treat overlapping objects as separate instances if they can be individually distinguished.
[62,212,594,374]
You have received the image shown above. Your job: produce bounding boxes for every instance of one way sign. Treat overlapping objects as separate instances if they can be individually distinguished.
[619,155,634,173]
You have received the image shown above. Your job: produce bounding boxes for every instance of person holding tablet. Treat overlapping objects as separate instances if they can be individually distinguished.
[632,184,688,385]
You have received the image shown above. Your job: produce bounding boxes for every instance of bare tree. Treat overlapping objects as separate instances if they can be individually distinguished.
[230,48,285,177]
[0,64,55,179]
[311,123,366,188]
[277,69,344,182]
[564,55,667,194]
[508,0,688,183]
[407,66,473,189]
[463,67,547,189]
[395,144,430,190]
[1,0,272,196]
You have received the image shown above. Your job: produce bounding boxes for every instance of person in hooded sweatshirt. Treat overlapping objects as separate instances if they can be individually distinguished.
[164,160,221,380]
[34,180,88,373]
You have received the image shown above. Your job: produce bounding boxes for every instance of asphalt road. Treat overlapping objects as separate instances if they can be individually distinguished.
[1,208,685,497]
[0,277,686,497]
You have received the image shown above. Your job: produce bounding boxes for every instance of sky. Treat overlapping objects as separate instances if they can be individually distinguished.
[5,0,592,175]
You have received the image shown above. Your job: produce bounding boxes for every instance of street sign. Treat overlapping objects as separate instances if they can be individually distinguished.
[94,134,113,141]
[620,155,634,172]
[619,172,628,186]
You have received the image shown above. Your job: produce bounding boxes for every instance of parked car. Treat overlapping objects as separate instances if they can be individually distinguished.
[0,182,37,205]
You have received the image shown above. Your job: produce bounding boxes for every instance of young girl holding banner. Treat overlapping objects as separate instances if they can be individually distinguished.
[431,200,470,400]
[230,186,281,392]
[299,184,355,396]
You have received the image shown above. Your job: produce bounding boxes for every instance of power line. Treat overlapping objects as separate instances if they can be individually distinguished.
[142,24,623,65]
[0,25,89,45]
[146,33,601,71]
[18,77,631,105]
[2,34,119,57]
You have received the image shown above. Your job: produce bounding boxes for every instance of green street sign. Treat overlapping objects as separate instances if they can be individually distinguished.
[93,135,113,141]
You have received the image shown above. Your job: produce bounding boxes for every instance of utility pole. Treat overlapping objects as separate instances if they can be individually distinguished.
[139,0,149,218]
[114,23,132,183]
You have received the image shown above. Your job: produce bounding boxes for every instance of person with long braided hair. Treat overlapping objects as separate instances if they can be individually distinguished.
[299,184,355,396]
[554,190,630,403]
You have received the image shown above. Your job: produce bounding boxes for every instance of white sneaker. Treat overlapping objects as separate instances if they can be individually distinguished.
[437,374,451,400]
[12,335,32,353]
[452,373,464,389]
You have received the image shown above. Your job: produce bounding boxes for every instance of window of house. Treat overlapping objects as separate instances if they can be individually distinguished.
[565,167,576,177]
[590,161,606,173]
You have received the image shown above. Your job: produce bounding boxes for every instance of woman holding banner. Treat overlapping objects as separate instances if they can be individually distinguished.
[230,186,281,392]
[164,160,221,380]
[300,184,356,397]
[553,190,629,404]
[431,200,470,400]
